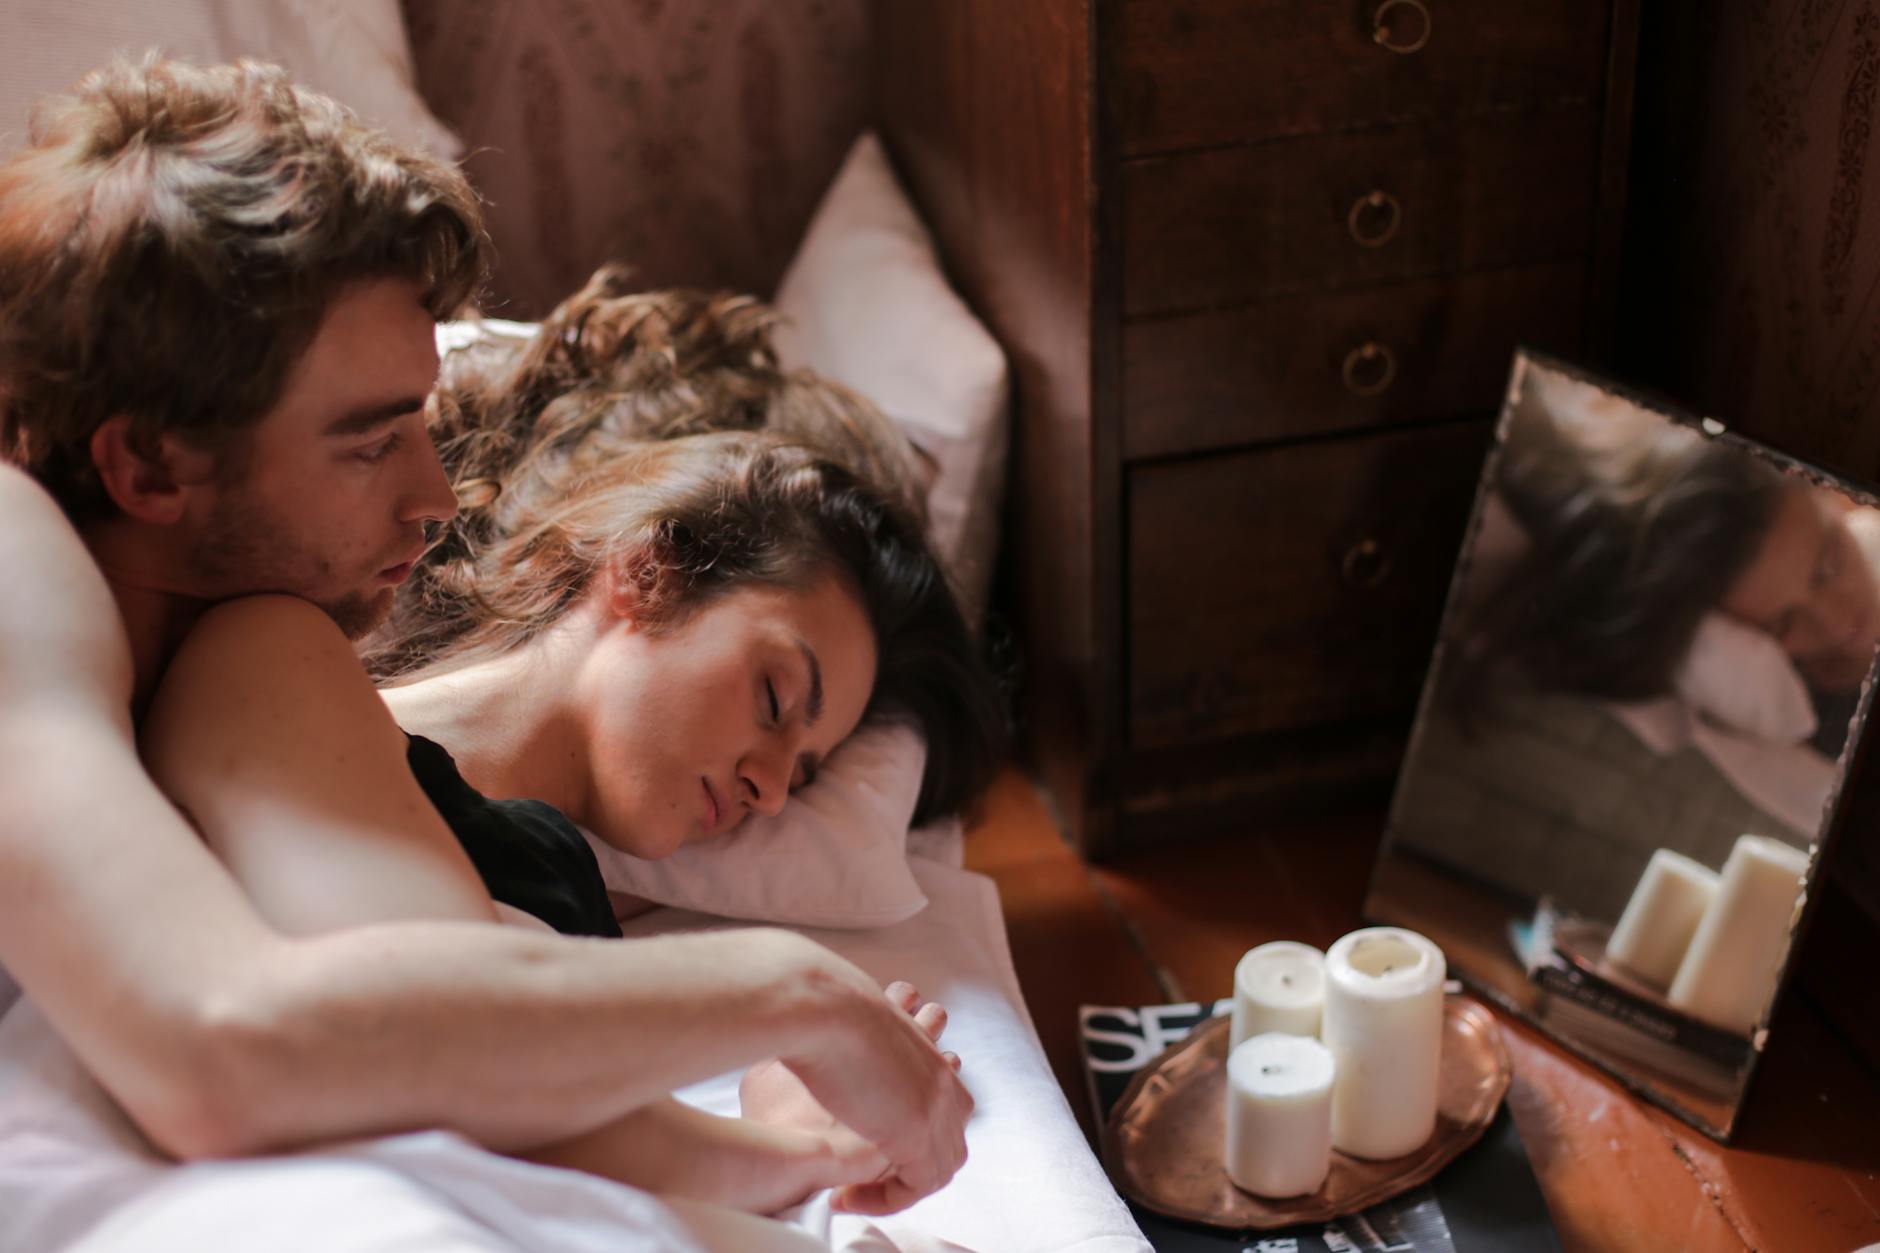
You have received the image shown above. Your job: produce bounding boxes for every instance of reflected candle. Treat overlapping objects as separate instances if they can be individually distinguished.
[1668,834,1810,1034]
[1322,927,1446,1160]
[1231,941,1326,1047]
[1224,1032,1335,1198]
[1607,849,1720,988]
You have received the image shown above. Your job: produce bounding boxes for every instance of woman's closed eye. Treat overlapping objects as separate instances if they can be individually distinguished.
[765,677,781,724]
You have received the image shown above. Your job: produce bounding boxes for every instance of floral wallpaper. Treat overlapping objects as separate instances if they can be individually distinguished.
[402,0,870,317]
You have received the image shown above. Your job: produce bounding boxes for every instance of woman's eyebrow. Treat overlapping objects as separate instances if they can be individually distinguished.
[795,638,824,725]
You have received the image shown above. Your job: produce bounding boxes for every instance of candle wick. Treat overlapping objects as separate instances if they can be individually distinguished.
[1281,975,1292,986]
[1261,1065,1280,1076]
[1383,964,1396,974]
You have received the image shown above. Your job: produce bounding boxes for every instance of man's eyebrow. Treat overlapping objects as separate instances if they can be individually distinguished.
[323,395,429,438]
[795,638,824,726]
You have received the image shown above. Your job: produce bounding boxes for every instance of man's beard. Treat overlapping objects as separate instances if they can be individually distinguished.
[188,493,395,640]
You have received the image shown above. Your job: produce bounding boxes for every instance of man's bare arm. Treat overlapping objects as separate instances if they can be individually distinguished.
[0,467,968,1202]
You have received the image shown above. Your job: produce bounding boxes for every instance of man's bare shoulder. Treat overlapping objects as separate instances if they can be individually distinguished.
[0,464,132,706]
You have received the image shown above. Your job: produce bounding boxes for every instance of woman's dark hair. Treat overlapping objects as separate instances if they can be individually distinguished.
[1455,373,1785,706]
[366,272,1003,824]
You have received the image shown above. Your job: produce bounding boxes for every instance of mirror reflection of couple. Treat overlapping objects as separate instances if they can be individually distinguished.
[0,57,1003,1233]
[1404,364,1874,920]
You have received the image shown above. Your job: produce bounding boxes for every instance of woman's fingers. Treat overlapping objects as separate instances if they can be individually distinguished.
[833,1174,926,1217]
[942,1050,961,1072]
[884,980,950,1046]
[913,1000,948,1043]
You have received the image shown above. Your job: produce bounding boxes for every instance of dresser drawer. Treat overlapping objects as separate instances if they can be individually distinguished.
[1122,263,1583,459]
[1109,0,1610,156]
[1123,108,1599,316]
[1128,423,1488,749]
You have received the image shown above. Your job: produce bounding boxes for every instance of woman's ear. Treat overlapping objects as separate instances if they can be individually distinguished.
[600,555,653,630]
[89,416,218,525]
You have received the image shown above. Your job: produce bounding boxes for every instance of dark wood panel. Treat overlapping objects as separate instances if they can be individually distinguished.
[1123,108,1600,315]
[1123,263,1585,459]
[873,1,1109,846]
[1108,0,1610,156]
[1129,424,1489,747]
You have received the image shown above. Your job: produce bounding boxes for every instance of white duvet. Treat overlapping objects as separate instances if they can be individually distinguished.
[0,860,1149,1253]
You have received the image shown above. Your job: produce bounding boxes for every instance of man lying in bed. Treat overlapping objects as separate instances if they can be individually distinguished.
[0,54,970,1220]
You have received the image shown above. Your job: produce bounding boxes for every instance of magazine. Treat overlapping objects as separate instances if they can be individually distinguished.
[1081,1000,1561,1253]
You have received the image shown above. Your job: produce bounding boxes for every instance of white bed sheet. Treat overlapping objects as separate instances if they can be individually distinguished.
[0,860,1147,1253]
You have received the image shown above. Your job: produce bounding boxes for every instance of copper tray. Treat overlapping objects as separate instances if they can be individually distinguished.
[1551,919,1750,1042]
[1102,994,1511,1230]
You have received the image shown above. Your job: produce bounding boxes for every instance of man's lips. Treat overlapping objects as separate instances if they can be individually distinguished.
[380,547,427,584]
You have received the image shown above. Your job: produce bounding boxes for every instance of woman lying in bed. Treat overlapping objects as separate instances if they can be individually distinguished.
[368,266,990,914]
[139,280,1002,1215]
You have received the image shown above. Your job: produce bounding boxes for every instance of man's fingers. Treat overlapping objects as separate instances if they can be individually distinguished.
[942,1050,961,1072]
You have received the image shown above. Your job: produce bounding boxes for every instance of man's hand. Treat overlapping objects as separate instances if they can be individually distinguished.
[777,974,973,1214]
[742,981,959,1213]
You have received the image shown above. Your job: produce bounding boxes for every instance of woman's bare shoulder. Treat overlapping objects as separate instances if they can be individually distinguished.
[149,594,398,751]
[0,465,132,706]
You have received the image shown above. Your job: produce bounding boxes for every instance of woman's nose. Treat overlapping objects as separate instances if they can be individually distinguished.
[739,747,792,818]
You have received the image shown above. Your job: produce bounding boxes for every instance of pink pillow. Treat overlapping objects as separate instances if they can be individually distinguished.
[772,132,1010,625]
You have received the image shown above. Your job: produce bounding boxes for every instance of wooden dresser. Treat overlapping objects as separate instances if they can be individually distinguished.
[877,1,1640,854]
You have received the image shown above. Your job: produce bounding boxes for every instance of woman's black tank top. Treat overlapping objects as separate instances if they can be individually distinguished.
[404,733,621,939]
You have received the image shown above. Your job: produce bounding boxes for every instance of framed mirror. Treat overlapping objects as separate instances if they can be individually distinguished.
[1364,348,1878,1140]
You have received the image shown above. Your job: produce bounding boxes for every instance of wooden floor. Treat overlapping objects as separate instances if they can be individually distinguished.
[962,767,1880,1253]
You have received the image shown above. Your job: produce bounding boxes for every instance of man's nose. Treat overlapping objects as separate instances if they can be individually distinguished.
[404,431,460,524]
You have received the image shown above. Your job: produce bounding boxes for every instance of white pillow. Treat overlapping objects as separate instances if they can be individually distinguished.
[0,0,459,161]
[772,131,1011,625]
[1676,612,1817,744]
[580,723,930,929]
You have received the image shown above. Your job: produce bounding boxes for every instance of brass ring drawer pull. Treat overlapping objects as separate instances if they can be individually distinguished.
[1341,538,1392,589]
[1372,0,1433,55]
[1342,341,1398,397]
[1347,190,1402,248]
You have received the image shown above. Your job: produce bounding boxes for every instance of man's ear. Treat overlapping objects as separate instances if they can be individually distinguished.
[89,416,218,524]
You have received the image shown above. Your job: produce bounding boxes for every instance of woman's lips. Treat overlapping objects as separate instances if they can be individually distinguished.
[701,777,721,834]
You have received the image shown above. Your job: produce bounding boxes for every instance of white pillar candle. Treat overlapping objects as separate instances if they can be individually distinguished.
[1231,941,1326,1047]
[1606,849,1721,988]
[1668,834,1810,1034]
[1321,927,1446,1160]
[1223,1032,1335,1198]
